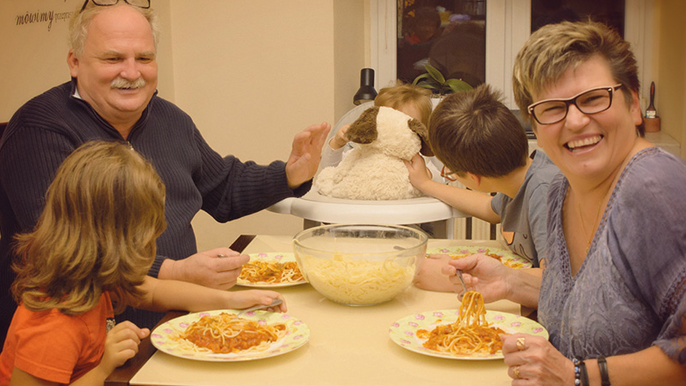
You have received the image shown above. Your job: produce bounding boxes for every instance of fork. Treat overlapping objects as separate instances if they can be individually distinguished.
[456,269,469,294]
[237,298,283,316]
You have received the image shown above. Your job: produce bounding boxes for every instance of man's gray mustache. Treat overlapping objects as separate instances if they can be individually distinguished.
[111,78,146,89]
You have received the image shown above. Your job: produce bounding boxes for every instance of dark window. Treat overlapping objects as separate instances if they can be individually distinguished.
[397,0,486,88]
[531,0,625,36]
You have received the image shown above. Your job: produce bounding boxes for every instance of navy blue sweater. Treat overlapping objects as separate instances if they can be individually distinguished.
[0,80,309,339]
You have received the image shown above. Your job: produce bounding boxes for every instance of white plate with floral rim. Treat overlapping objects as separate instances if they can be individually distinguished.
[151,309,310,362]
[237,252,307,288]
[389,309,547,360]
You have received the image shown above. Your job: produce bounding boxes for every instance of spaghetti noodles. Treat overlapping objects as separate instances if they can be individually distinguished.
[299,253,415,305]
[239,259,304,285]
[417,291,504,356]
[174,312,288,354]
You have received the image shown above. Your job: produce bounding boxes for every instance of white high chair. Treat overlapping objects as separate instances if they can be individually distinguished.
[267,100,465,238]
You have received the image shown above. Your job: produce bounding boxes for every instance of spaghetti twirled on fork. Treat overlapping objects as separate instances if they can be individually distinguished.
[417,291,505,356]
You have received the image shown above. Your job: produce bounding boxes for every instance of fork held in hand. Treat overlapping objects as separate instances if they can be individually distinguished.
[237,298,283,316]
[456,269,468,294]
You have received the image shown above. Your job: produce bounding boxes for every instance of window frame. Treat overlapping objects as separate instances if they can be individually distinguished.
[370,0,655,110]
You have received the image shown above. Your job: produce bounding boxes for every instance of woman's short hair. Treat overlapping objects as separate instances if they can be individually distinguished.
[69,2,159,58]
[374,82,434,127]
[12,141,166,315]
[429,84,528,178]
[512,20,643,135]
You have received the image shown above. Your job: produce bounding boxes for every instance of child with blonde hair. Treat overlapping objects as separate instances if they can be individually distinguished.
[0,141,285,386]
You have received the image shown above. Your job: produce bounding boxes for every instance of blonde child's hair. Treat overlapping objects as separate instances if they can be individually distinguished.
[12,141,166,315]
[374,82,433,127]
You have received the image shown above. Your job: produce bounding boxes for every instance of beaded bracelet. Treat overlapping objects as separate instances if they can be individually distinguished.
[598,356,611,386]
[572,358,584,386]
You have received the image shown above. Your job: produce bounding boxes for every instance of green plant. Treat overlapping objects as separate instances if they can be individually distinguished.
[412,64,473,95]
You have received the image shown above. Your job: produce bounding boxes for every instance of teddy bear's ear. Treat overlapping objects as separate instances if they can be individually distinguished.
[408,118,434,156]
[346,106,379,144]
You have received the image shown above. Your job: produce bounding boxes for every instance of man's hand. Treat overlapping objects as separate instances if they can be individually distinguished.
[286,122,331,189]
[162,248,250,290]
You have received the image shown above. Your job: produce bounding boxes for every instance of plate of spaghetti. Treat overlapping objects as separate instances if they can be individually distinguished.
[389,291,547,360]
[426,246,532,269]
[237,252,306,287]
[151,309,310,362]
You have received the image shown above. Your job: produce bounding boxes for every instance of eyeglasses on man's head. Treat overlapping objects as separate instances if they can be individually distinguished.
[81,0,151,12]
[527,84,623,125]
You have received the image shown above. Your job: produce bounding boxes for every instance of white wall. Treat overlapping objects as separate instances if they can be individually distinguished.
[169,1,338,249]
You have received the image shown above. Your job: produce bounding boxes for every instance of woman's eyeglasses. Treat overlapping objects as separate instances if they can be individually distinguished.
[81,0,151,12]
[440,165,458,182]
[527,84,623,125]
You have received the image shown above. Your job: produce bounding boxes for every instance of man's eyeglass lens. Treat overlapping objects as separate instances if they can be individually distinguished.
[528,85,621,125]
[82,0,151,11]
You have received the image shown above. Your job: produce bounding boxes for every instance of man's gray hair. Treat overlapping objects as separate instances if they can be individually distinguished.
[68,3,159,58]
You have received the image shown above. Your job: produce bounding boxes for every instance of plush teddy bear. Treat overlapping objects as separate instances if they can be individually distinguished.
[314,106,433,200]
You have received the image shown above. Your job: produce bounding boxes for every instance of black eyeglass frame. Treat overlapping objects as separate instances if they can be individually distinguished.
[527,84,623,125]
[81,0,151,12]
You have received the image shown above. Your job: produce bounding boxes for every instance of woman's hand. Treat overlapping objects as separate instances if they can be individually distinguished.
[502,334,574,385]
[442,254,511,303]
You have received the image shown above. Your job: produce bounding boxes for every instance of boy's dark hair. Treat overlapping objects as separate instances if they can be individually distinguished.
[429,84,528,178]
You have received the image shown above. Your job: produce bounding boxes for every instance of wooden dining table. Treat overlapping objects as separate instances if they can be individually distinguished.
[106,234,534,386]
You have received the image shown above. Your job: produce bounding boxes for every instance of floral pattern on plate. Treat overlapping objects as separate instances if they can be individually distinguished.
[237,252,307,288]
[151,309,310,362]
[389,309,547,360]
[426,245,532,269]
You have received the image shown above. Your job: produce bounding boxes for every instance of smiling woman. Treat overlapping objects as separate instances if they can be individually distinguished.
[501,20,686,385]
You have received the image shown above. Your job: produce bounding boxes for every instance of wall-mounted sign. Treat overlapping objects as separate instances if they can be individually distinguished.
[12,0,80,32]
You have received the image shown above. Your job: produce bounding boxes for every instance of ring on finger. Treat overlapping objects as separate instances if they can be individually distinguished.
[513,365,521,379]
[516,336,526,351]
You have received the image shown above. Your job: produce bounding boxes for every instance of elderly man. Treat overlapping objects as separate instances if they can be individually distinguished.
[0,0,329,343]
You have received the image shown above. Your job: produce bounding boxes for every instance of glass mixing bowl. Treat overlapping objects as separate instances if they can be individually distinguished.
[293,224,428,306]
